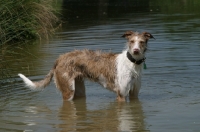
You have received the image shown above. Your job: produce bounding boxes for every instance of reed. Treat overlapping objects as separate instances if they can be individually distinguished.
[0,0,59,45]
[0,0,60,84]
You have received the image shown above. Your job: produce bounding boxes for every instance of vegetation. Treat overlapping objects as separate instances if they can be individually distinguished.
[0,0,59,45]
[0,0,60,84]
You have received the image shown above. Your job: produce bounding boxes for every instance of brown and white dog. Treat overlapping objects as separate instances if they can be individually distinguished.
[18,31,154,101]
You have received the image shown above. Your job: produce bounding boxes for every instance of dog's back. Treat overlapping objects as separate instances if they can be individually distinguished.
[54,49,118,90]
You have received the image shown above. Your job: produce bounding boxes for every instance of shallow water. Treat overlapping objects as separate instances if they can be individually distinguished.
[1,0,200,131]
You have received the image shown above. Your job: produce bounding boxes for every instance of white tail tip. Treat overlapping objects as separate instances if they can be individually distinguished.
[18,73,37,90]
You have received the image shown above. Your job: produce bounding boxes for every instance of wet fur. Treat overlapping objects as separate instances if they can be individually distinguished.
[54,50,117,100]
[18,31,154,101]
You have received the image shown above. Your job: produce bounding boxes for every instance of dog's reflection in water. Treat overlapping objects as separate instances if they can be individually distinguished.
[57,98,148,132]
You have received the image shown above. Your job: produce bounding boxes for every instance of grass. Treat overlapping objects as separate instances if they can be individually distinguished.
[0,0,59,45]
[0,0,60,84]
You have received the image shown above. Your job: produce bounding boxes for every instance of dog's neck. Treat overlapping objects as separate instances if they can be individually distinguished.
[126,51,146,65]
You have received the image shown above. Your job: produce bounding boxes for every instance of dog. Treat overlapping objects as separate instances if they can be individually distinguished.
[18,31,154,101]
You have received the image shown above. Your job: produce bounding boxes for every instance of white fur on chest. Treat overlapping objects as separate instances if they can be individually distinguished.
[116,51,142,97]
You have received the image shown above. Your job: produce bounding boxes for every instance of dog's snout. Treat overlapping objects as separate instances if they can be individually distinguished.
[133,49,140,55]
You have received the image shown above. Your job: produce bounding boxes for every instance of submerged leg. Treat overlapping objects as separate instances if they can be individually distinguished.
[129,82,140,99]
[117,90,126,102]
[74,77,86,98]
[129,89,139,100]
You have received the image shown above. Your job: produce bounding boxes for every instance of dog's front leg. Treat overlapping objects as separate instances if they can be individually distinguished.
[117,90,126,102]
[129,88,139,99]
[129,79,141,99]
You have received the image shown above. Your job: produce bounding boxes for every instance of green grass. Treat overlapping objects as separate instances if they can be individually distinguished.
[0,0,60,84]
[0,0,59,45]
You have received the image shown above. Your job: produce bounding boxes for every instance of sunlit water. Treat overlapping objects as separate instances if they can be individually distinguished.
[1,1,200,132]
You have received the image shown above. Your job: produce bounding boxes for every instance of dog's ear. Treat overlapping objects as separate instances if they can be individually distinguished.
[122,31,134,39]
[142,32,155,40]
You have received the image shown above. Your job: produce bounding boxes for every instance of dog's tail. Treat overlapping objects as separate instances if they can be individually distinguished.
[18,69,54,90]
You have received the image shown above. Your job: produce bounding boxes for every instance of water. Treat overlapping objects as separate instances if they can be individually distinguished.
[1,0,200,131]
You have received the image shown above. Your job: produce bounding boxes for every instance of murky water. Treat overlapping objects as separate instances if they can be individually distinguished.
[1,0,200,131]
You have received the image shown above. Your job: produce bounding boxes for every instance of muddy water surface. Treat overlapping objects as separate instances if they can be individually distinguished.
[1,1,200,132]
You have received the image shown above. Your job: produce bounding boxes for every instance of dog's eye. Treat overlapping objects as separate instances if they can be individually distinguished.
[140,41,145,44]
[130,40,134,43]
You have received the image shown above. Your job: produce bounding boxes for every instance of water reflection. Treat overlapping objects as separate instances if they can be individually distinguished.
[0,40,50,85]
[62,0,150,14]
[57,99,148,132]
[150,0,200,13]
[1,0,200,131]
[57,99,87,132]
[62,0,150,25]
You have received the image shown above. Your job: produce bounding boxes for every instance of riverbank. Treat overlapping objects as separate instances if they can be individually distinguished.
[0,0,61,83]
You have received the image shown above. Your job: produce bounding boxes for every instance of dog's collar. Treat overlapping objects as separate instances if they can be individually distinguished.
[126,52,146,65]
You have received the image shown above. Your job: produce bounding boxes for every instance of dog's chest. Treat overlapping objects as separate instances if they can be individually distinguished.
[116,53,142,95]
[117,60,136,86]
[116,52,141,78]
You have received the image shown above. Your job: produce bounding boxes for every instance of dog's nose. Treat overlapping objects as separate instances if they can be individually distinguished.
[133,49,140,55]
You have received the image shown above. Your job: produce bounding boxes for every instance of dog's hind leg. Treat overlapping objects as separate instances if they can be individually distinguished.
[74,77,86,98]
[54,71,75,101]
[62,79,75,101]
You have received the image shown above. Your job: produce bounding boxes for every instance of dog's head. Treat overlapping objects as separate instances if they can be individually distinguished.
[122,31,154,58]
